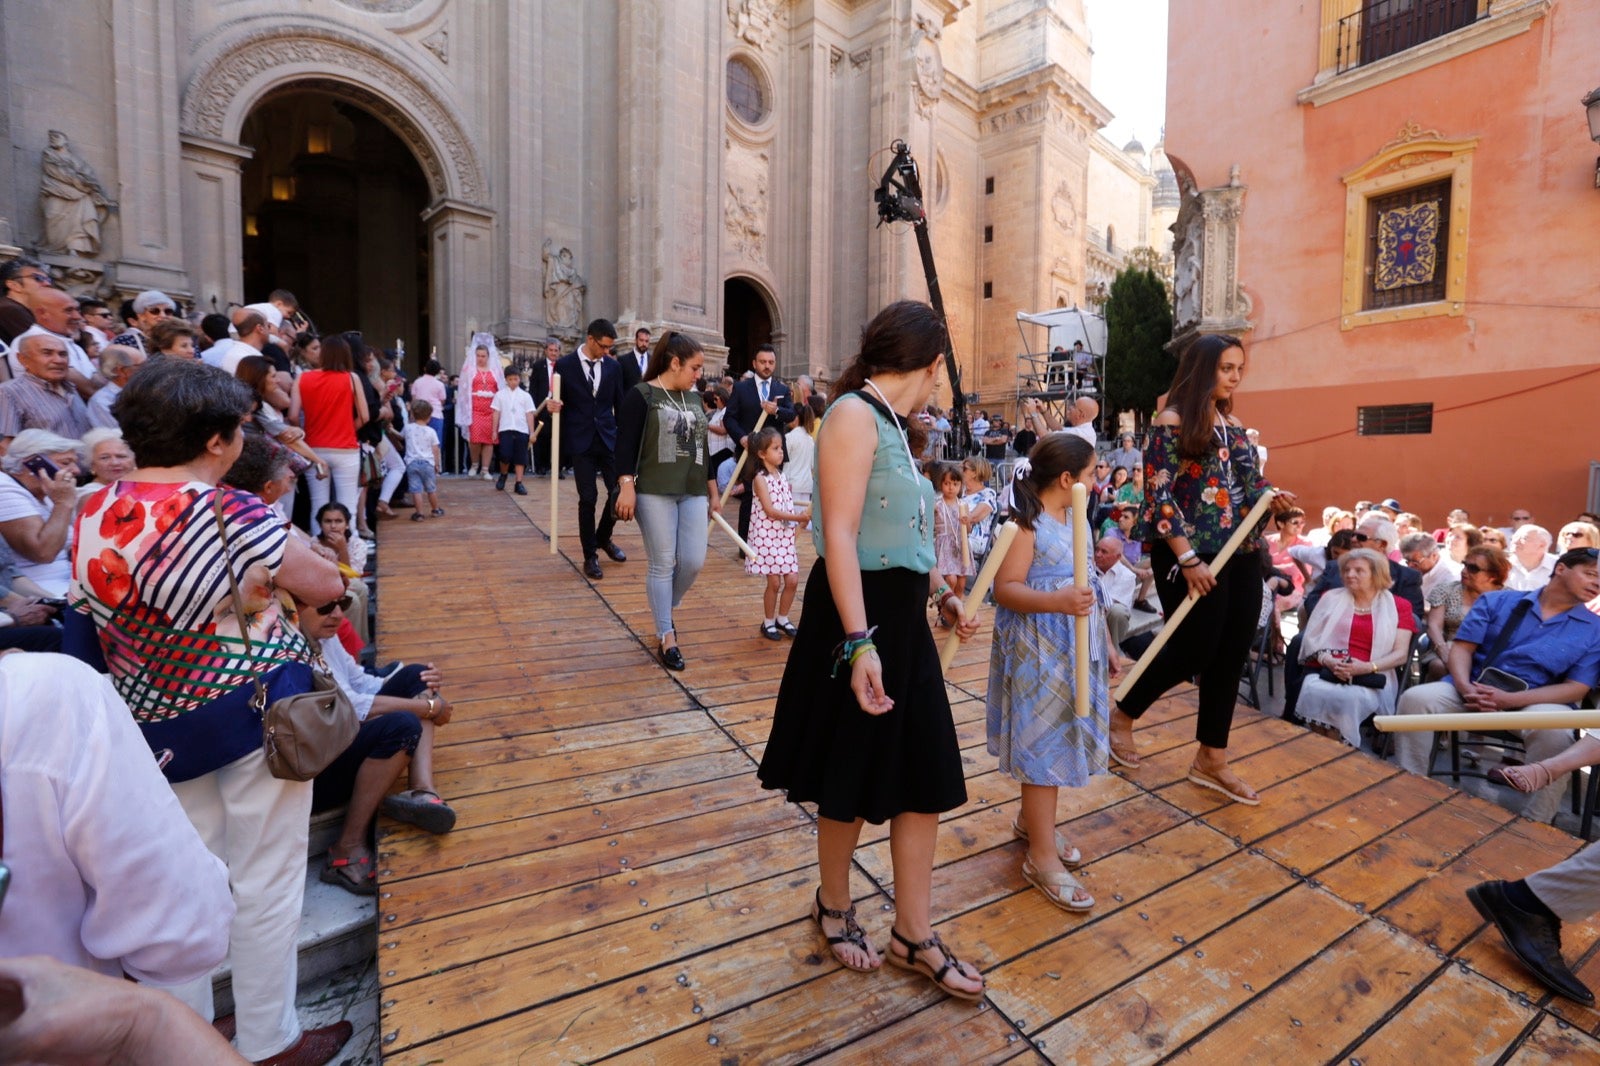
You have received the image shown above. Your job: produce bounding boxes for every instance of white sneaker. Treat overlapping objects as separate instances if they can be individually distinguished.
[482,471,494,481]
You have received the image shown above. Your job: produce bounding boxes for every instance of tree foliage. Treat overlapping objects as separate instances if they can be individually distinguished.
[1103,265,1175,431]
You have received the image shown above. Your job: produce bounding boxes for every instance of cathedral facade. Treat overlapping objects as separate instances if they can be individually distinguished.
[0,0,1167,407]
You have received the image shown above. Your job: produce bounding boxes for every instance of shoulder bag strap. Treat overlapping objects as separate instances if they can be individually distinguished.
[211,490,268,711]
[1478,595,1534,671]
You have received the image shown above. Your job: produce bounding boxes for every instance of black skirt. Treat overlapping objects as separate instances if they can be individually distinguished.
[757,559,967,824]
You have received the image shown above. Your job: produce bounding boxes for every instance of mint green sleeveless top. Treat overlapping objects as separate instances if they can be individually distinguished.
[811,392,936,573]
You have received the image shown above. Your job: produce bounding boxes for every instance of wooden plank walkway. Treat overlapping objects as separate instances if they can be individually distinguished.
[371,476,1600,1064]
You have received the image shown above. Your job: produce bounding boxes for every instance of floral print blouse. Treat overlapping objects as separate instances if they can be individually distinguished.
[1137,422,1271,555]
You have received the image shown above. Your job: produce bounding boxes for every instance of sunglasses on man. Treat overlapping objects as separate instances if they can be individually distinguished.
[315,595,354,615]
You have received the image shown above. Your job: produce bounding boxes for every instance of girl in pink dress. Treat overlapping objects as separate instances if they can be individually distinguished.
[746,428,809,640]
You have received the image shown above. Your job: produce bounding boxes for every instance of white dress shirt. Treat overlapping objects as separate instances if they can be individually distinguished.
[319,632,386,721]
[1099,559,1138,610]
[0,653,233,984]
[1418,555,1463,599]
[1507,553,1558,592]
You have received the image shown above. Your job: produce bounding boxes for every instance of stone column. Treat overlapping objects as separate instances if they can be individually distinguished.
[178,135,252,313]
[422,200,495,373]
[111,0,189,296]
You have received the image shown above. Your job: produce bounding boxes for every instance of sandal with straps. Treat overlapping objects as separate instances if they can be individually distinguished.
[886,927,985,1002]
[1488,762,1552,793]
[811,888,879,972]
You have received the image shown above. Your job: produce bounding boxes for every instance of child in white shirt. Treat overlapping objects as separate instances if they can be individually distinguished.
[403,399,444,520]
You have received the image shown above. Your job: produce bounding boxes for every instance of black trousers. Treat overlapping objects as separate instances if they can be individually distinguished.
[1118,540,1262,750]
[312,664,429,813]
[0,625,62,652]
[571,439,619,558]
[532,413,552,474]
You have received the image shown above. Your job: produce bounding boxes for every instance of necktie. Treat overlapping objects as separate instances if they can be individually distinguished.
[585,359,599,395]
[759,379,769,403]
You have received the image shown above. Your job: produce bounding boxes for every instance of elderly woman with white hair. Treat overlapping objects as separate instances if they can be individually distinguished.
[77,425,137,504]
[1295,547,1417,746]
[1508,524,1558,591]
[0,428,83,596]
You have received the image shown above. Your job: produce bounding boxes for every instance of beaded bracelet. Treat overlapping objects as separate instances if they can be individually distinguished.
[929,583,951,608]
[832,626,879,677]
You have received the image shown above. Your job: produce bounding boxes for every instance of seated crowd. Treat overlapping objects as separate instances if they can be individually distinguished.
[0,261,458,1066]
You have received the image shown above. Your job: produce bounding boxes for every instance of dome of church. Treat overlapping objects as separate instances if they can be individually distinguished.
[1154,163,1180,209]
[1122,136,1145,156]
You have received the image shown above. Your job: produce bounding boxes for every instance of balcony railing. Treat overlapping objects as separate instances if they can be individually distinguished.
[1336,0,1480,74]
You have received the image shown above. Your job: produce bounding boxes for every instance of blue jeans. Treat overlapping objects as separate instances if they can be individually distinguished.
[634,492,709,639]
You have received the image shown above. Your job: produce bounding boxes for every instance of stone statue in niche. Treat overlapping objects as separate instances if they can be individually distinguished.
[541,240,586,334]
[39,131,116,257]
[1171,200,1203,328]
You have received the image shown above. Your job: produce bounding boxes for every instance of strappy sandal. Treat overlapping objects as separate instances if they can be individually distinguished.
[1109,742,1141,769]
[1022,857,1095,912]
[886,927,984,1002]
[810,888,878,972]
[1011,817,1084,868]
[1488,762,1552,793]
[320,846,376,896]
[381,789,457,834]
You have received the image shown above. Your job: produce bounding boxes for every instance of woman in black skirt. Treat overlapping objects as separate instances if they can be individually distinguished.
[1110,334,1296,805]
[758,301,985,1001]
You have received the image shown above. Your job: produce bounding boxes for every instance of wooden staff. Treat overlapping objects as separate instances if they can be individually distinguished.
[710,509,758,558]
[710,411,769,532]
[1373,709,1600,733]
[548,373,561,553]
[940,521,1019,671]
[959,502,973,572]
[1072,482,1091,718]
[1113,489,1280,701]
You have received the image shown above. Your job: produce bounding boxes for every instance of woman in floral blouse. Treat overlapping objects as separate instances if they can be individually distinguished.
[1109,334,1295,805]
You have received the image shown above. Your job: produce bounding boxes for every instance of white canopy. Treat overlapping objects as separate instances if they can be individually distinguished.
[1015,307,1108,357]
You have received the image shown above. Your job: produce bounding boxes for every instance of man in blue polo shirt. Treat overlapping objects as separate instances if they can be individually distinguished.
[1392,547,1600,822]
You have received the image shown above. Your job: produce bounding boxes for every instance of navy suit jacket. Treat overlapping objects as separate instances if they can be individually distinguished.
[724,375,795,455]
[554,351,624,456]
[618,346,650,392]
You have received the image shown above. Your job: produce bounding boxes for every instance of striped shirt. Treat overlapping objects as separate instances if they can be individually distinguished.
[0,372,90,440]
[71,482,307,721]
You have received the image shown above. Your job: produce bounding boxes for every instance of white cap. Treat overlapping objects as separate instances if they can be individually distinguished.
[243,302,284,328]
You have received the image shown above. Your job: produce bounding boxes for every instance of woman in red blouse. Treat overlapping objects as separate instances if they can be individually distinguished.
[1111,334,1296,805]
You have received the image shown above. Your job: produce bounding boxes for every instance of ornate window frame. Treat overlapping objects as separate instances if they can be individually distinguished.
[725,52,775,134]
[1340,129,1476,330]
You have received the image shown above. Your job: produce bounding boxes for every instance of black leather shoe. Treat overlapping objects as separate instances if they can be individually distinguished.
[660,644,686,671]
[601,541,627,562]
[583,556,603,580]
[514,482,528,496]
[1467,880,1595,1005]
[494,473,507,491]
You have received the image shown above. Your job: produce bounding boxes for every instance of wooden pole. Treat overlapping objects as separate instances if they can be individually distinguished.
[710,410,769,532]
[1372,709,1600,733]
[940,521,1019,672]
[548,373,561,553]
[1113,489,1279,701]
[959,502,973,572]
[710,509,758,559]
[1072,482,1091,718]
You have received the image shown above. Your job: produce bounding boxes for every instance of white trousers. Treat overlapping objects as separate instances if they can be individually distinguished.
[167,749,313,1060]
[1392,681,1575,822]
[307,447,360,535]
[377,437,405,504]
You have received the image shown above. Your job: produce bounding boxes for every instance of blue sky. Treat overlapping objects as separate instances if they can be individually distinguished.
[1085,0,1169,149]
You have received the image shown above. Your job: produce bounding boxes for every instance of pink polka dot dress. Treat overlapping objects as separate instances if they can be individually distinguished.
[747,471,800,576]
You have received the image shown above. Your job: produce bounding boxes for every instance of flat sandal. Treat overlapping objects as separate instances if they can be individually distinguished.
[886,927,984,1002]
[811,888,878,972]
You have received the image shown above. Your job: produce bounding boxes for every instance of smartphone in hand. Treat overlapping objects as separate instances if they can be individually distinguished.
[20,455,57,480]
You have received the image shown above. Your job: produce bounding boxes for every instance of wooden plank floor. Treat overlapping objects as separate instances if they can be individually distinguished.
[371,475,1600,1064]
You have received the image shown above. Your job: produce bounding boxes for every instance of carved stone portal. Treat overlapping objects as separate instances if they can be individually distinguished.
[1171,174,1251,340]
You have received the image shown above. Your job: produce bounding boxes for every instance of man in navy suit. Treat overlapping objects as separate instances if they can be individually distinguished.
[555,318,627,580]
[528,336,562,476]
[723,343,795,540]
[618,326,652,392]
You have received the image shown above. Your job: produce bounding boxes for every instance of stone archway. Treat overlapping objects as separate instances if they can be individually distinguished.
[722,275,781,378]
[177,24,492,364]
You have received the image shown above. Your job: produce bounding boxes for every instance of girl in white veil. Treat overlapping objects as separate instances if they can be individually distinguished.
[456,331,506,478]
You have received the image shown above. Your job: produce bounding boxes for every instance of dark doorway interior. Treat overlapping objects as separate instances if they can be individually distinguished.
[722,276,773,377]
[240,92,431,371]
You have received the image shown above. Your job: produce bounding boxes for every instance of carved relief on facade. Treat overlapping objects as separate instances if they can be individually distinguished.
[541,239,587,336]
[911,16,944,118]
[724,140,770,264]
[1050,180,1078,234]
[39,131,116,257]
[1171,172,1252,339]
[728,0,782,51]
[420,27,448,63]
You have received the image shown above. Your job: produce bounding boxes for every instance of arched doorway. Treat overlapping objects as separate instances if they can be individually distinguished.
[239,92,430,367]
[723,276,775,377]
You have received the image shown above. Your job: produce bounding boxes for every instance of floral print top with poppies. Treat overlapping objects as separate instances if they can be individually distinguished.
[71,481,308,722]
[1136,421,1270,555]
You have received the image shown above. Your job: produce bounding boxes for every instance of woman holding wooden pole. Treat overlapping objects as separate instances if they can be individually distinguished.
[612,331,715,672]
[758,300,985,1001]
[1110,334,1296,806]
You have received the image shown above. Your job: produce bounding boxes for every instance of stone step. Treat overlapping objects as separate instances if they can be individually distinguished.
[211,859,376,1019]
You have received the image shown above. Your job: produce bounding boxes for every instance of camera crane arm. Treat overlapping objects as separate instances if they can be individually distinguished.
[873,140,970,456]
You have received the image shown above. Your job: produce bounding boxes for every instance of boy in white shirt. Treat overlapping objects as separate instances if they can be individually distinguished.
[489,367,538,495]
[403,398,444,521]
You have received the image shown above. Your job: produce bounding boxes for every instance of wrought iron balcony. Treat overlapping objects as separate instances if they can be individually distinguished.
[1336,0,1481,74]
